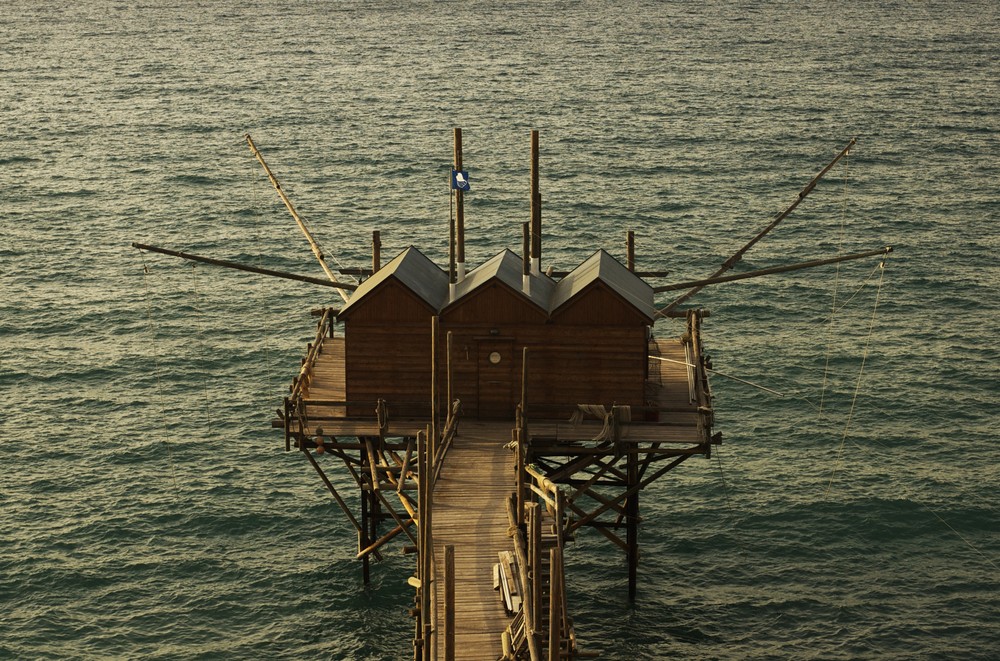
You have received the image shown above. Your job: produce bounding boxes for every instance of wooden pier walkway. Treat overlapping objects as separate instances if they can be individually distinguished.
[278,312,715,659]
[431,422,514,660]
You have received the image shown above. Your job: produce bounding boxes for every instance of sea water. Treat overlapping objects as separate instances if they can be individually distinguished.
[2,1,998,658]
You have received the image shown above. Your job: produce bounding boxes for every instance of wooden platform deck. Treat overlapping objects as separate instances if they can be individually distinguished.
[290,336,427,438]
[292,335,704,440]
[281,331,713,657]
[430,421,514,660]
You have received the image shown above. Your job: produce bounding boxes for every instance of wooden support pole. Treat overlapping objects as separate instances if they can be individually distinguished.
[627,230,636,272]
[516,419,526,530]
[548,546,561,661]
[283,397,291,452]
[361,459,371,585]
[519,346,529,530]
[660,138,858,314]
[528,502,542,636]
[446,331,453,428]
[522,222,530,276]
[398,437,415,493]
[511,500,542,661]
[357,518,414,559]
[522,221,531,296]
[417,429,432,661]
[653,246,893,294]
[302,446,363,534]
[244,133,351,303]
[454,127,466,281]
[626,446,639,601]
[372,230,381,273]
[567,454,692,534]
[530,130,541,274]
[444,545,455,661]
[449,179,456,286]
[431,316,439,473]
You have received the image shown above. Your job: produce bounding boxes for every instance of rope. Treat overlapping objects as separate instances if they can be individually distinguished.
[138,249,180,496]
[832,260,885,314]
[248,156,280,410]
[840,432,999,573]
[824,252,891,496]
[652,355,793,400]
[186,258,217,442]
[818,151,849,414]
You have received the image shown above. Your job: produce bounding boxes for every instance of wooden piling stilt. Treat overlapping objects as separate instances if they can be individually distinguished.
[444,544,455,661]
[417,428,432,661]
[548,546,560,661]
[627,440,640,601]
[361,469,372,585]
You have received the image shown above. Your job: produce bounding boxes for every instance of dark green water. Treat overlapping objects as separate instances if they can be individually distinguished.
[2,1,997,658]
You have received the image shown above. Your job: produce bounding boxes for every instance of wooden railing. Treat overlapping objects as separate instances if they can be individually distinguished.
[500,470,577,660]
[290,307,335,401]
[414,396,462,661]
[500,400,578,661]
[432,399,462,486]
[684,309,716,450]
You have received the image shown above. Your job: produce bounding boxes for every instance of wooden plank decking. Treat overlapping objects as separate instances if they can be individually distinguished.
[285,332,708,657]
[431,421,514,660]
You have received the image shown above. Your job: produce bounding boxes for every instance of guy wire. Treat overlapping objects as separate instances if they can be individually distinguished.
[138,249,180,496]
[824,251,891,496]
[843,434,999,573]
[819,149,850,414]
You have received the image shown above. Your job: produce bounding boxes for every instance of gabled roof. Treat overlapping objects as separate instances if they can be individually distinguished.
[549,249,655,320]
[338,246,654,323]
[449,249,555,312]
[338,246,448,316]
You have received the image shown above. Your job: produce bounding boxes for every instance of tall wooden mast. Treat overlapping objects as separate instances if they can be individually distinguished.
[454,127,466,283]
[530,130,541,275]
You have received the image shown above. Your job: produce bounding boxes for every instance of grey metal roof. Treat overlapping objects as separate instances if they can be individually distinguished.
[339,246,652,321]
[451,249,555,311]
[549,249,655,320]
[338,246,448,315]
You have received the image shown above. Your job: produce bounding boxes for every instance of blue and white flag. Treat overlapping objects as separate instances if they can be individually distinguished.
[451,170,470,191]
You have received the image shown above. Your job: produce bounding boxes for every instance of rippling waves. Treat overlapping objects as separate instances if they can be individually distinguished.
[2,1,998,659]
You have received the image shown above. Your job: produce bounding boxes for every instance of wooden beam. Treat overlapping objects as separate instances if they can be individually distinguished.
[454,127,466,277]
[132,242,358,290]
[302,447,363,534]
[653,246,892,293]
[530,130,542,272]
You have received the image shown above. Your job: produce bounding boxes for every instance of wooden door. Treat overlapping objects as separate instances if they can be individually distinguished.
[477,339,515,419]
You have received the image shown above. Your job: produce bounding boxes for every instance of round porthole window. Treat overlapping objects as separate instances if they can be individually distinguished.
[489,351,502,364]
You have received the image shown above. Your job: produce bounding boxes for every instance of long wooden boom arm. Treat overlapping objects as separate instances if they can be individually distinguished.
[653,245,891,317]
[661,138,857,314]
[132,242,358,291]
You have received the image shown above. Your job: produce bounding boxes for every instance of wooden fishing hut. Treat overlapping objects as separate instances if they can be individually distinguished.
[337,246,449,418]
[273,129,720,660]
[132,131,887,659]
